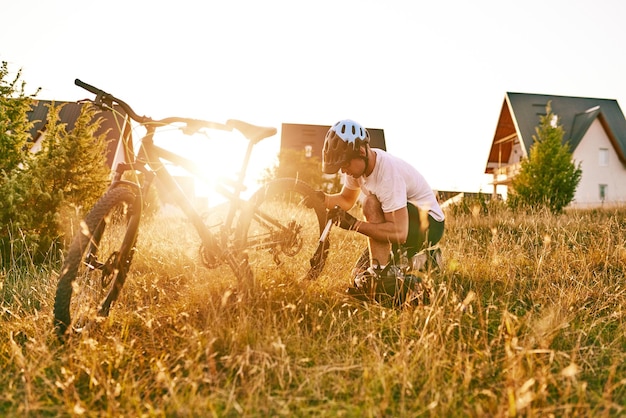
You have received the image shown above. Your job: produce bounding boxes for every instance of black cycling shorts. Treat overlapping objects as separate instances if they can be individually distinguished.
[395,202,445,258]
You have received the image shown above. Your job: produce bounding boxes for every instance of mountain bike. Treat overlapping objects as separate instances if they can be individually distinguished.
[53,79,330,339]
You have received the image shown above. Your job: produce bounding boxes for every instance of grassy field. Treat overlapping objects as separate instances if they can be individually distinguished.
[1,204,626,417]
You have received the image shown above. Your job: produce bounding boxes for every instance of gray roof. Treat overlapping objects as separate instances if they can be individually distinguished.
[486,92,626,173]
[27,100,128,168]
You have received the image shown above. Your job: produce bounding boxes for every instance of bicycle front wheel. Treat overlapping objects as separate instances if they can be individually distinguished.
[53,186,141,340]
[236,178,329,282]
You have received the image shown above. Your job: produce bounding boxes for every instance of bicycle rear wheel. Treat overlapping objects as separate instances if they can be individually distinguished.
[53,186,141,340]
[236,178,329,282]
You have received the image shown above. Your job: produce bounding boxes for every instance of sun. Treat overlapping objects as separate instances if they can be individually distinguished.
[151,123,281,208]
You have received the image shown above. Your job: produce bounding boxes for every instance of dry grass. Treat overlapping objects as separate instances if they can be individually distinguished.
[2,206,626,416]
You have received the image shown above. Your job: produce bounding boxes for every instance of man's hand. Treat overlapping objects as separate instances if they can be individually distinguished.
[327,206,358,230]
[303,190,326,208]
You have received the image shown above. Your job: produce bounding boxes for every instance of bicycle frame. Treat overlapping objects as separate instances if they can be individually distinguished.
[110,114,272,260]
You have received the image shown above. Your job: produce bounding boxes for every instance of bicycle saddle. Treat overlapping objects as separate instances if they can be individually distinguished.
[226,119,277,144]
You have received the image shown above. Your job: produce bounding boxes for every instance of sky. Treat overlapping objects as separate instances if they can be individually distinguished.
[3,0,626,193]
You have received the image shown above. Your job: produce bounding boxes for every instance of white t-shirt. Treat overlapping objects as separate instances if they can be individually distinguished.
[344,148,445,222]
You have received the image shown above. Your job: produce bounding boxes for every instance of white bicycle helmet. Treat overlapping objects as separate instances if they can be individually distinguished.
[322,119,370,174]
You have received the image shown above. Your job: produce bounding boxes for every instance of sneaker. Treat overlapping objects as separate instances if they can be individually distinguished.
[348,265,426,307]
[410,248,444,272]
[345,284,370,301]
[346,267,374,301]
[427,248,443,271]
[410,252,428,271]
[373,265,404,300]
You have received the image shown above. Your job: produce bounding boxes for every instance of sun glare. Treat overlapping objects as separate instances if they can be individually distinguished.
[152,125,280,208]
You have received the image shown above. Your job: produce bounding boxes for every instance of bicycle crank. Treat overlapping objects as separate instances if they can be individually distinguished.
[199,243,221,269]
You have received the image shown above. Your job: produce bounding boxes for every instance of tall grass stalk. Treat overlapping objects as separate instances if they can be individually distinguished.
[1,207,626,416]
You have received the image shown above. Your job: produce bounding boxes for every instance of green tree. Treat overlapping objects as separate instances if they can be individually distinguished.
[507,101,582,214]
[35,102,110,210]
[0,64,110,265]
[0,61,37,175]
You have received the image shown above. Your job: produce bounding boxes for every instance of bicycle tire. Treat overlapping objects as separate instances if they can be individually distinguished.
[236,178,329,281]
[53,186,140,339]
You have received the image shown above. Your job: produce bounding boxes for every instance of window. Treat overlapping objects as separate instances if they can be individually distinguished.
[599,184,608,201]
[599,148,609,166]
[550,114,558,128]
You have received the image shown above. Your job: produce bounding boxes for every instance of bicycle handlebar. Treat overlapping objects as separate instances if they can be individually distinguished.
[75,79,232,133]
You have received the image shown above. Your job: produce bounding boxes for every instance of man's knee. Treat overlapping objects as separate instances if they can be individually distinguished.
[362,194,384,222]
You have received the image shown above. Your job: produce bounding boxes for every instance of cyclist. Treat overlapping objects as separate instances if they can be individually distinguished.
[315,119,445,302]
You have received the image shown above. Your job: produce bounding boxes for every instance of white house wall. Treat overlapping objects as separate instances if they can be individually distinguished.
[571,119,626,207]
[508,140,523,164]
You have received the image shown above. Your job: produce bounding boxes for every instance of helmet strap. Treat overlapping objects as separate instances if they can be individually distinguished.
[362,145,370,176]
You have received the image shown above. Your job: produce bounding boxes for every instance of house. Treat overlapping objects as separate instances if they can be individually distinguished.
[280,123,386,160]
[485,93,626,208]
[27,100,131,169]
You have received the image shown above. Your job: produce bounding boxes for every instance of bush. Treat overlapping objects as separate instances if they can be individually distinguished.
[0,62,36,175]
[0,63,110,266]
[445,193,507,218]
